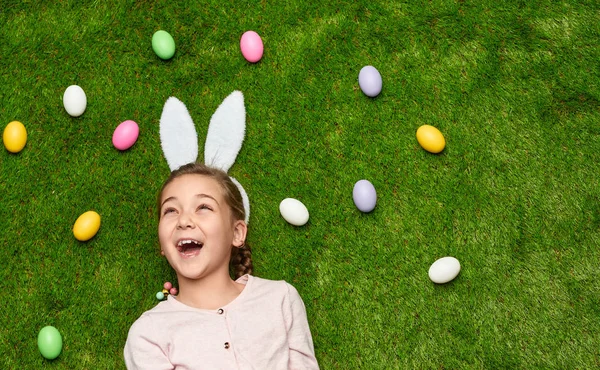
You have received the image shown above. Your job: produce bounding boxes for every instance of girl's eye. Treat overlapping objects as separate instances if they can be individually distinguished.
[162,207,176,216]
[197,204,213,212]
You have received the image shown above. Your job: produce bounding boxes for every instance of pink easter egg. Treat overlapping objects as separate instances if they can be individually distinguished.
[240,31,264,63]
[112,120,139,151]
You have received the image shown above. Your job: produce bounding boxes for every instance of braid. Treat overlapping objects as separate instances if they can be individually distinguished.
[230,243,253,279]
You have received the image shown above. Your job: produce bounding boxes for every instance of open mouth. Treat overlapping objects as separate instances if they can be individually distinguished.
[176,239,203,258]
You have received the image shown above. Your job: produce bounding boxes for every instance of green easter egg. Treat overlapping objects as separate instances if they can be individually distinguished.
[152,30,176,60]
[38,326,63,360]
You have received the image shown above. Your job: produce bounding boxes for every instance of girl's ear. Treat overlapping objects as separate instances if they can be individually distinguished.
[232,220,248,248]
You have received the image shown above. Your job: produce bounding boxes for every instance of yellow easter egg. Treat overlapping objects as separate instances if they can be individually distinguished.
[416,125,446,153]
[73,211,101,241]
[3,121,27,153]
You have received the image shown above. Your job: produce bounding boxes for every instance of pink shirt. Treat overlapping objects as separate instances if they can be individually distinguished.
[124,275,319,369]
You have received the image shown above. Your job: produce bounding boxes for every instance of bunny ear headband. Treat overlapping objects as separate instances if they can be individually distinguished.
[159,91,250,223]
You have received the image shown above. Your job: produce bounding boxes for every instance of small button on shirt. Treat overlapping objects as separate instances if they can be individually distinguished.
[124,275,319,370]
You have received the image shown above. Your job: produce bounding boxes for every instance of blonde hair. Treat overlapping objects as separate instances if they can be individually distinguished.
[158,162,253,278]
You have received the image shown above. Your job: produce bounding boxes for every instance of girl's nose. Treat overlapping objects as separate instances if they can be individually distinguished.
[176,212,195,229]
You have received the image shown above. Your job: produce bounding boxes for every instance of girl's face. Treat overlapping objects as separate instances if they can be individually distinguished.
[158,174,246,281]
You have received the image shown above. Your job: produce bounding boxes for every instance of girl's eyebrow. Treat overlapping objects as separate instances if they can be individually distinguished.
[161,194,219,208]
[195,194,219,205]
[161,196,177,208]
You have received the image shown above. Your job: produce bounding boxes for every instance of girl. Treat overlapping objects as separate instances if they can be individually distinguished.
[124,163,319,369]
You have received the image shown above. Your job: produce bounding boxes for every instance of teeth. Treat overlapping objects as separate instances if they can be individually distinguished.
[177,239,202,247]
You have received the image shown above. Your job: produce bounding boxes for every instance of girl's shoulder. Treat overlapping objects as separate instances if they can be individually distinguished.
[242,275,304,303]
[127,299,175,330]
[125,301,169,341]
[245,274,291,291]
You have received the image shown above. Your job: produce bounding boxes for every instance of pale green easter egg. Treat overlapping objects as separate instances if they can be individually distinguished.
[152,30,175,60]
[38,326,63,360]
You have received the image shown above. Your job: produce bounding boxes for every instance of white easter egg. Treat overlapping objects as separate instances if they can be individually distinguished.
[63,85,87,117]
[428,256,461,284]
[279,198,309,226]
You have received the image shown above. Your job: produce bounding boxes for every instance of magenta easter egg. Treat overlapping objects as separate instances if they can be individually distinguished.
[240,31,264,63]
[112,120,139,151]
[353,179,377,213]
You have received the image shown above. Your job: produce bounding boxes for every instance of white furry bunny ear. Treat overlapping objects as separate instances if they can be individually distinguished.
[160,97,199,171]
[204,91,245,171]
[204,91,249,223]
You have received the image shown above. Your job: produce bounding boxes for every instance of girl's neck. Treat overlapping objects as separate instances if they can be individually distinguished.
[175,272,245,310]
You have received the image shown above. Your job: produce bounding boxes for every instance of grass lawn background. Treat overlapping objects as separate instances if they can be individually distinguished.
[1,0,599,368]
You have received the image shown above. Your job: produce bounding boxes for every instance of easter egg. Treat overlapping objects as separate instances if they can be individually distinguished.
[279,198,309,226]
[112,120,139,151]
[152,30,176,60]
[416,125,446,153]
[428,256,461,284]
[38,326,62,360]
[358,66,382,97]
[240,31,264,63]
[353,180,377,213]
[63,85,87,117]
[73,211,101,241]
[3,121,27,153]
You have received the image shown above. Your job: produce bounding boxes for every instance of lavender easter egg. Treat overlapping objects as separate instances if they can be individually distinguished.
[112,120,139,151]
[240,31,264,63]
[358,66,382,97]
[353,180,377,213]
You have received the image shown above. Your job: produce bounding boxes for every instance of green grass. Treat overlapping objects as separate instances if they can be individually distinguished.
[1,0,600,368]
